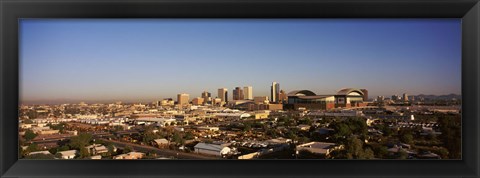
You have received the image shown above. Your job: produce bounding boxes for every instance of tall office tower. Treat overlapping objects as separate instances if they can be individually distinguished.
[201,91,211,104]
[201,91,211,98]
[233,87,244,100]
[377,96,385,102]
[271,82,280,102]
[218,88,228,103]
[391,95,399,101]
[177,93,190,106]
[360,89,369,101]
[226,91,229,103]
[244,86,253,100]
[403,93,409,102]
[278,90,287,103]
[275,83,280,102]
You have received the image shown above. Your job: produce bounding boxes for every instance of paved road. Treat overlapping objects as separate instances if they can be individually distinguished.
[98,138,219,159]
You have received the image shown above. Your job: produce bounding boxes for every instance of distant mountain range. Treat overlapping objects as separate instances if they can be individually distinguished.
[413,94,461,100]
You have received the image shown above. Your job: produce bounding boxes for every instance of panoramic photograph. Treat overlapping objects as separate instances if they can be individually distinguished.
[18,19,461,160]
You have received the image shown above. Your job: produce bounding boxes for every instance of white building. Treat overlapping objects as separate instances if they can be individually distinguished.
[134,118,176,127]
[153,138,170,147]
[194,143,231,157]
[244,86,253,100]
[197,126,220,132]
[28,150,53,156]
[295,142,341,156]
[56,150,78,159]
[85,144,108,155]
[213,113,251,120]
[90,155,102,159]
[113,151,145,159]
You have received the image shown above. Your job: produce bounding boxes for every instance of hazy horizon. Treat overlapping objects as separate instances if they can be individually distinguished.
[20,19,461,104]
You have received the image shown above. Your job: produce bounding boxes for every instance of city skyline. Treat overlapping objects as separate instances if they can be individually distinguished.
[20,19,461,104]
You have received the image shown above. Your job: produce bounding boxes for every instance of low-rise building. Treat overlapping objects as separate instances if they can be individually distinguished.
[28,150,53,156]
[90,155,102,159]
[253,111,270,119]
[295,142,342,156]
[152,138,170,148]
[192,97,205,105]
[113,151,145,159]
[194,142,231,157]
[85,144,108,155]
[197,126,220,132]
[38,129,60,135]
[213,113,251,120]
[56,150,78,159]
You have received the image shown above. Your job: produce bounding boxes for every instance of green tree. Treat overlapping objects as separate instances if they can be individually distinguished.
[171,131,185,145]
[297,137,310,144]
[23,144,40,155]
[48,147,58,154]
[79,147,90,158]
[340,137,374,159]
[24,119,34,124]
[372,144,389,159]
[24,130,37,141]
[297,150,326,159]
[24,153,55,159]
[266,128,278,138]
[243,122,252,132]
[107,144,116,154]
[184,131,195,140]
[48,123,66,132]
[438,115,461,159]
[398,150,408,159]
[382,126,394,137]
[58,145,70,152]
[68,133,93,149]
[400,133,414,145]
[123,146,133,153]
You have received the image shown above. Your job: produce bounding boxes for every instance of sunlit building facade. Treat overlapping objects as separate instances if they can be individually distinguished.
[218,88,228,103]
[244,86,253,100]
[177,93,190,106]
[285,88,367,110]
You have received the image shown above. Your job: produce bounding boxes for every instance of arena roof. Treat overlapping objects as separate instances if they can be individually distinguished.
[336,88,364,96]
[287,90,317,97]
[297,95,335,99]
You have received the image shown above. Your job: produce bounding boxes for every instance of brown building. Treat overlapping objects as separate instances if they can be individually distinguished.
[177,93,190,106]
[247,103,283,111]
[201,91,212,104]
[254,96,269,104]
[218,88,228,103]
[279,90,288,103]
[192,97,205,105]
[233,87,244,100]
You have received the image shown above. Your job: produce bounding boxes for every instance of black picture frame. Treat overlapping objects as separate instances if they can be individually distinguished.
[1,0,479,177]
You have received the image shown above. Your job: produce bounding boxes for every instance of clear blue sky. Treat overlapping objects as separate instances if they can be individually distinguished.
[20,19,461,103]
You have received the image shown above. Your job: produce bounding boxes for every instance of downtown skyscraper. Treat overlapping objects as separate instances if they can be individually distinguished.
[218,88,228,103]
[244,86,253,100]
[271,82,280,103]
[233,87,244,100]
